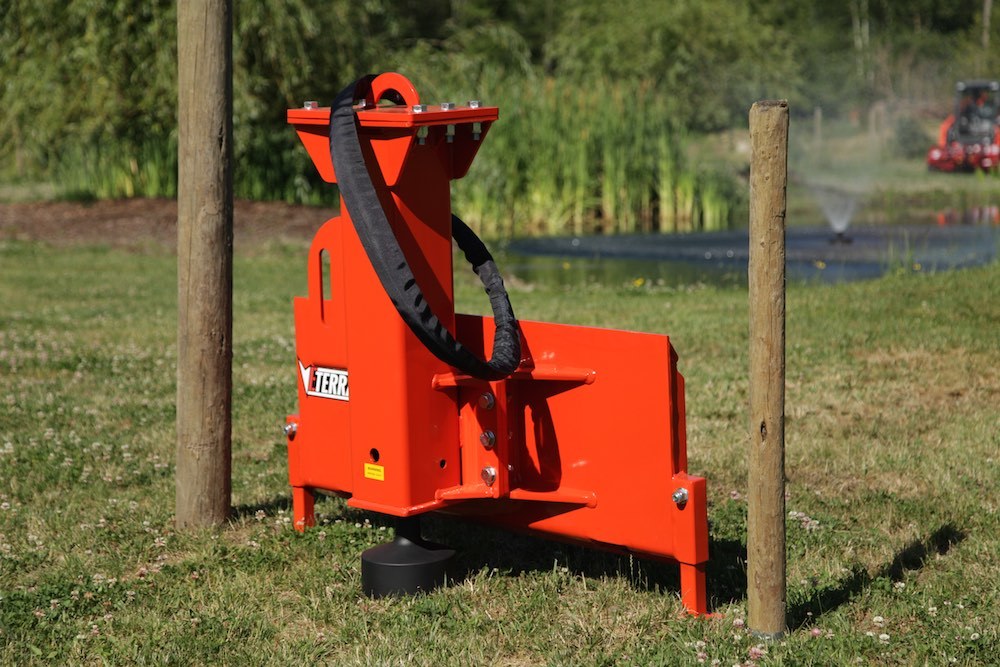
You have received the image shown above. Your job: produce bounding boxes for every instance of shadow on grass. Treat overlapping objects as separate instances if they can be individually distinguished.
[231,496,963,622]
[417,514,747,612]
[230,495,292,520]
[788,523,966,628]
[413,516,962,620]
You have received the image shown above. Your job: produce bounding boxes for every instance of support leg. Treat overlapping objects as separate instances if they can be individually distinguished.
[292,486,315,532]
[361,516,455,597]
[680,562,707,616]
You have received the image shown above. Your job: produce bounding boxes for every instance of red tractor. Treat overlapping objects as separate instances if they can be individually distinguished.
[927,80,1000,172]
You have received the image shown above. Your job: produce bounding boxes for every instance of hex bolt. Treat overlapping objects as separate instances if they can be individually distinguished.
[303,101,318,110]
[671,487,689,505]
[283,422,298,438]
[440,102,455,111]
[467,100,481,108]
[411,104,426,113]
[478,392,495,410]
[481,466,497,486]
[480,430,496,450]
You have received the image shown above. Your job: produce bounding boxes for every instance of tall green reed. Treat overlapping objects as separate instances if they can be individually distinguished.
[452,76,740,239]
[55,138,178,200]
[45,74,740,237]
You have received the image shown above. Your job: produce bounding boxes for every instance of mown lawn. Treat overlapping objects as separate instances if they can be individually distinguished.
[1,236,998,665]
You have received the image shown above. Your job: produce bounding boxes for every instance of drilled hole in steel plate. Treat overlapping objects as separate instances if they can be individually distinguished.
[438,459,447,469]
[369,448,380,463]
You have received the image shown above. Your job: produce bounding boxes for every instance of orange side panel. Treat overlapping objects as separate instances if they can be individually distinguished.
[288,217,352,496]
[441,315,709,566]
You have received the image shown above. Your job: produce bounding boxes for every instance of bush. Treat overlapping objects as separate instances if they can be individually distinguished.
[894,115,932,159]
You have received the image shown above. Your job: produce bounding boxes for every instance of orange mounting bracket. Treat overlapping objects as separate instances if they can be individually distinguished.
[284,73,709,614]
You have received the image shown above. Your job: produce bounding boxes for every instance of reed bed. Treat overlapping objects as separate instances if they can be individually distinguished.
[451,77,742,238]
[43,77,741,238]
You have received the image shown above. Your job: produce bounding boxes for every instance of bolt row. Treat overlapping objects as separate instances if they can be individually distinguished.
[411,100,481,113]
[301,100,482,111]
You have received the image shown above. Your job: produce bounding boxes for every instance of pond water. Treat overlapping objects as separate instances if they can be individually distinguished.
[502,207,999,288]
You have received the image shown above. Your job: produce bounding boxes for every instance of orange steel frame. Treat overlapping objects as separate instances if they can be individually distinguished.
[285,73,709,614]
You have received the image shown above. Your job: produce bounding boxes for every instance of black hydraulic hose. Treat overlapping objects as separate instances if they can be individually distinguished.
[329,75,521,381]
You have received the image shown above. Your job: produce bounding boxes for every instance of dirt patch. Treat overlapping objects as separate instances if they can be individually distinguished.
[0,198,337,251]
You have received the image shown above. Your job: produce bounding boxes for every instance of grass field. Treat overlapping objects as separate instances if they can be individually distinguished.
[1,234,998,665]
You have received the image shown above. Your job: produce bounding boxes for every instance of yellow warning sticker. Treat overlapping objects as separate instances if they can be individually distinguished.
[364,463,385,481]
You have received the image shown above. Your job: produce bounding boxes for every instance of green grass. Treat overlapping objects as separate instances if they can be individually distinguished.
[1,237,999,664]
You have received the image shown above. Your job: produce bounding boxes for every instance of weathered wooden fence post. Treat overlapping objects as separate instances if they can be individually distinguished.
[747,100,789,637]
[176,0,234,528]
[813,106,823,152]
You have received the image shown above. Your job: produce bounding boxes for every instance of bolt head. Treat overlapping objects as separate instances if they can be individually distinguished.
[479,430,496,450]
[283,422,298,438]
[478,393,495,410]
[303,101,318,110]
[671,487,689,505]
[440,102,455,111]
[411,104,426,113]
[468,100,481,108]
[481,466,497,486]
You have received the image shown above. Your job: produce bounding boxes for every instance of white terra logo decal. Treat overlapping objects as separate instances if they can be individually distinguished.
[299,361,349,401]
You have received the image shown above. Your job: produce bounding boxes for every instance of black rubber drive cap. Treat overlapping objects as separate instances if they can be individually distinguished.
[361,517,455,598]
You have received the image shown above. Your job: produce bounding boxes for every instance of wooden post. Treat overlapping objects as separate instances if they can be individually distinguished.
[983,0,993,66]
[176,0,233,528]
[813,106,822,152]
[747,100,788,638]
